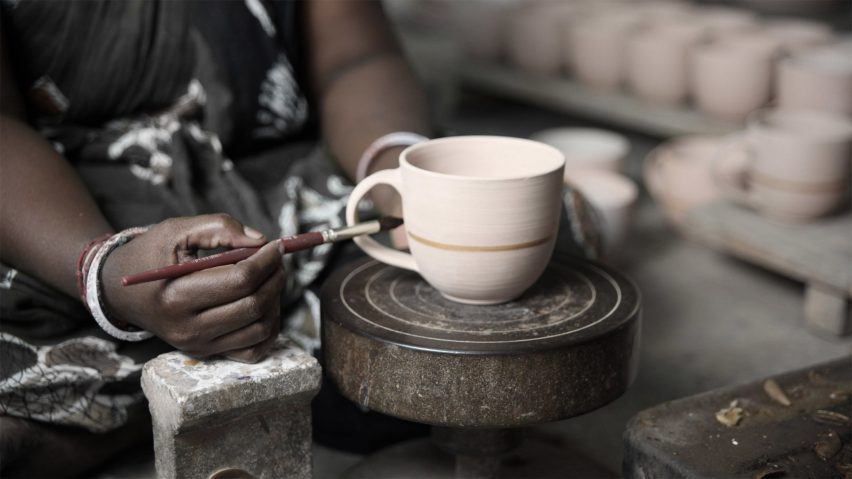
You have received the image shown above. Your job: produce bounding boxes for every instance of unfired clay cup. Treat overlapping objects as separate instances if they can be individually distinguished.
[695,6,759,39]
[568,13,645,91]
[530,128,630,175]
[565,169,638,258]
[714,108,852,221]
[691,36,780,121]
[452,0,517,62]
[764,19,834,54]
[347,136,565,305]
[778,46,852,116]
[644,135,738,227]
[627,23,707,105]
[507,2,576,76]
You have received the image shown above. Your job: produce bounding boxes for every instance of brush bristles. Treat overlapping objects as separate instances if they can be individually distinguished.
[378,216,404,231]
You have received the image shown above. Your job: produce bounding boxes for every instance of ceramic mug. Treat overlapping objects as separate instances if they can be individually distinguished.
[764,19,834,54]
[568,13,645,91]
[507,2,576,76]
[691,35,780,121]
[778,46,852,116]
[627,23,707,105]
[530,127,630,175]
[714,108,852,221]
[565,169,638,259]
[346,136,565,304]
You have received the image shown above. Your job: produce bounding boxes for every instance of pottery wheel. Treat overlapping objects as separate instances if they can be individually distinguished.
[321,256,641,428]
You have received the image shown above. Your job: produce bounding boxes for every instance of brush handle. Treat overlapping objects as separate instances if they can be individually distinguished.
[121,232,325,286]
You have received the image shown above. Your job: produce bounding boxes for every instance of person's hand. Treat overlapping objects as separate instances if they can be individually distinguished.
[100,214,285,363]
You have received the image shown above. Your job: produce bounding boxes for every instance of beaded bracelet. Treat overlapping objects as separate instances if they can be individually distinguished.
[84,227,154,342]
[355,131,429,182]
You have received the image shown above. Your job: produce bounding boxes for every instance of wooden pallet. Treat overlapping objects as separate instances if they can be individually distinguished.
[683,201,852,336]
[460,62,740,138]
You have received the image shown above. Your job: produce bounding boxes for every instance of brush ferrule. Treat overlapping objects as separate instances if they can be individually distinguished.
[329,220,381,242]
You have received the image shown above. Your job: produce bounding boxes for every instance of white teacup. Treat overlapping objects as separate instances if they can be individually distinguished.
[530,128,630,175]
[565,169,638,259]
[778,46,852,116]
[627,23,707,105]
[568,13,645,91]
[507,3,574,76]
[346,136,565,305]
[691,36,780,121]
[714,108,852,221]
[764,19,834,54]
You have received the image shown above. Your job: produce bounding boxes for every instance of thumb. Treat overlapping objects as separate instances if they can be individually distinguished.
[175,214,268,251]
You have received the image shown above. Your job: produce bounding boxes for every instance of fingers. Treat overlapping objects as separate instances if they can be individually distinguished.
[162,254,283,357]
[208,310,280,354]
[193,266,285,338]
[165,214,267,252]
[163,240,283,311]
[223,328,279,364]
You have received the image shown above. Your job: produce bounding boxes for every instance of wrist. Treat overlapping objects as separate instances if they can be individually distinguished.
[83,227,153,341]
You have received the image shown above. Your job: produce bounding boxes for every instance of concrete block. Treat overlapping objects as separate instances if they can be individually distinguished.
[141,337,321,479]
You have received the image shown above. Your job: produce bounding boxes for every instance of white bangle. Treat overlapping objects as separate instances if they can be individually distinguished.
[356,132,429,182]
[85,227,154,342]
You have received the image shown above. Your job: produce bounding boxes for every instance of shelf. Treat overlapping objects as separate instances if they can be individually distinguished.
[460,62,741,138]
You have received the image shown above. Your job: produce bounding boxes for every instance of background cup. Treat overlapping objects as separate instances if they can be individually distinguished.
[778,46,852,116]
[644,135,740,227]
[507,2,575,76]
[568,12,645,91]
[627,23,707,106]
[530,127,630,176]
[691,36,778,121]
[565,169,638,259]
[346,136,565,305]
[764,19,834,54]
[714,109,852,221]
[696,6,759,39]
[451,0,517,62]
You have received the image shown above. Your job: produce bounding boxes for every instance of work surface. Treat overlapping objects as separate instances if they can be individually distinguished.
[96,97,852,479]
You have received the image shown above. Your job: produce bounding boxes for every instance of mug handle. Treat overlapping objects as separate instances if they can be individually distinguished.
[346,168,418,272]
[712,133,755,207]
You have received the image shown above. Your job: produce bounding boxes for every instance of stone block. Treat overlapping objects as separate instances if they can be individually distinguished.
[141,337,321,479]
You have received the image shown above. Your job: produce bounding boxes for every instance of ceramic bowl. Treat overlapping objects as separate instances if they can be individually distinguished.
[643,135,747,227]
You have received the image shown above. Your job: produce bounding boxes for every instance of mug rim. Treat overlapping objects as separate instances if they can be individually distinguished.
[399,135,566,182]
[747,106,852,141]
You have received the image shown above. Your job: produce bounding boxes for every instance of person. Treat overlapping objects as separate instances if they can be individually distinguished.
[0,1,433,475]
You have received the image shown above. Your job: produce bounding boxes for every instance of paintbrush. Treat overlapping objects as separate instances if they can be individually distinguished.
[121,217,403,286]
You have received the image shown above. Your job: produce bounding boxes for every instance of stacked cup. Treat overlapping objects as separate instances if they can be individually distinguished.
[715,108,852,221]
[531,128,637,260]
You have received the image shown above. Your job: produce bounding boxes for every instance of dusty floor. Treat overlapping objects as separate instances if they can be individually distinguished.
[94,94,851,478]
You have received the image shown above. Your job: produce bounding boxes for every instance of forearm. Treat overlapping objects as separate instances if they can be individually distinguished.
[321,54,432,178]
[0,115,113,297]
[308,0,433,181]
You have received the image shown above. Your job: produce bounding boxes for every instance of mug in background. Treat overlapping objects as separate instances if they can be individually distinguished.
[346,136,565,305]
[691,35,780,121]
[778,46,852,116]
[569,13,644,91]
[566,169,638,260]
[627,23,707,106]
[715,109,852,221]
[530,127,630,175]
